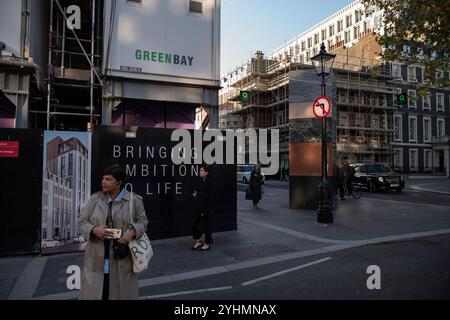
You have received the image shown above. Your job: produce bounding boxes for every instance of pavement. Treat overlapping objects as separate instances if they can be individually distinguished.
[1,177,450,300]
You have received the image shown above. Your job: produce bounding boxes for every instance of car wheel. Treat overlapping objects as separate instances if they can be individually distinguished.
[369,182,378,193]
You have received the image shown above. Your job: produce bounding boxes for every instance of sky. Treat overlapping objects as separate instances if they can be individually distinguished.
[221,0,354,77]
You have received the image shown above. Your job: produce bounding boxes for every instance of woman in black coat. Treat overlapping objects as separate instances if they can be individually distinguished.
[250,164,263,208]
[191,164,213,251]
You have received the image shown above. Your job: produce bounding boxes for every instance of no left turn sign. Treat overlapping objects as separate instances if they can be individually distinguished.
[312,96,332,119]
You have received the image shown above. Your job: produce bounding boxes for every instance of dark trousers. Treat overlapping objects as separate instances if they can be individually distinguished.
[346,179,353,195]
[337,183,345,199]
[102,274,109,300]
[192,211,213,245]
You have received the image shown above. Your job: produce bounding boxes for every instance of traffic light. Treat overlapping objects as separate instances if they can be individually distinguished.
[240,91,250,103]
[397,93,407,105]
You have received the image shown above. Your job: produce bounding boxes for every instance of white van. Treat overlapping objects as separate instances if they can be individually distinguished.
[237,165,265,184]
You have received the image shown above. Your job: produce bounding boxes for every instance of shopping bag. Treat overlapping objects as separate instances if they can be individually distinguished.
[128,192,153,273]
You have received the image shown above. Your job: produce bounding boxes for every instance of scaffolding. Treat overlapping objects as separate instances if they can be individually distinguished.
[29,0,103,131]
[220,52,311,156]
[219,33,395,166]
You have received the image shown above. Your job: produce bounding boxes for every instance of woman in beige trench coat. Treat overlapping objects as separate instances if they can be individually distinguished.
[78,165,148,300]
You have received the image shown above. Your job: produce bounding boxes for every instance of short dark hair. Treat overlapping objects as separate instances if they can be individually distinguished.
[103,165,127,189]
[200,164,210,173]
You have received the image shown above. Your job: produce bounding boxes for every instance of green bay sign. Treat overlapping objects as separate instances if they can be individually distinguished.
[135,49,194,66]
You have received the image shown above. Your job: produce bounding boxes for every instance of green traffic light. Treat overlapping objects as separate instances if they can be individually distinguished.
[241,91,249,102]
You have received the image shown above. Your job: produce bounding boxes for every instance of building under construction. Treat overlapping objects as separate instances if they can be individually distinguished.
[0,0,221,131]
[219,33,395,170]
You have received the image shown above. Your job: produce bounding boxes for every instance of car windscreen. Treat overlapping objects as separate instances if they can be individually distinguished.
[366,164,393,173]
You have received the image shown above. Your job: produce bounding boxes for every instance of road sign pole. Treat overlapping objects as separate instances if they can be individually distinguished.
[317,76,333,224]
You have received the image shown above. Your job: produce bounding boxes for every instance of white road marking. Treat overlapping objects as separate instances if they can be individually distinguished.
[140,286,233,300]
[239,217,346,244]
[241,257,332,286]
[8,256,48,300]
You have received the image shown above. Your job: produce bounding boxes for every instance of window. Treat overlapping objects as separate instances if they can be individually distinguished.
[363,20,369,32]
[374,15,382,30]
[313,47,317,56]
[327,39,333,50]
[408,89,417,108]
[329,25,335,36]
[409,149,418,171]
[344,31,351,44]
[408,65,417,82]
[306,51,310,60]
[423,117,432,142]
[436,70,444,81]
[372,115,380,129]
[314,33,319,45]
[307,37,312,48]
[301,41,306,51]
[437,119,446,137]
[321,29,327,41]
[189,0,203,14]
[354,25,360,40]
[424,150,432,171]
[409,116,417,142]
[355,10,362,23]
[61,156,66,176]
[436,93,444,111]
[337,20,343,32]
[423,92,431,110]
[392,63,402,79]
[289,46,294,57]
[68,154,73,176]
[394,115,403,141]
[346,15,352,28]
[394,149,403,170]
[295,44,300,55]
[336,35,342,44]
[418,66,424,83]
[299,55,304,63]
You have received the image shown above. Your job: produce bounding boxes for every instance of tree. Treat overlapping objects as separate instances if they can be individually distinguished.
[363,0,450,91]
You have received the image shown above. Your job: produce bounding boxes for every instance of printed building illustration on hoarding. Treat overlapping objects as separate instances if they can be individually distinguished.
[42,134,90,250]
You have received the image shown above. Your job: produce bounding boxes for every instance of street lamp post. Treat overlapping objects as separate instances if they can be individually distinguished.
[311,42,336,224]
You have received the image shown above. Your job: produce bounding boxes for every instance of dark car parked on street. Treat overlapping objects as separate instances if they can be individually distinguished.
[351,163,405,193]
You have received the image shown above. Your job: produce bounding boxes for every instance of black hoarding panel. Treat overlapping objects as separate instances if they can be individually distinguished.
[0,129,43,256]
[92,126,237,240]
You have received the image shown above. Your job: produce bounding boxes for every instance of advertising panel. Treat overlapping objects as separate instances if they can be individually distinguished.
[91,126,237,240]
[41,131,91,254]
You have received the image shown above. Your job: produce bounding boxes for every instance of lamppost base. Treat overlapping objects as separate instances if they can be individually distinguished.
[317,182,333,224]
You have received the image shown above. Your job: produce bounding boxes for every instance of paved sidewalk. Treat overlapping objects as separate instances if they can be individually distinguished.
[1,186,450,300]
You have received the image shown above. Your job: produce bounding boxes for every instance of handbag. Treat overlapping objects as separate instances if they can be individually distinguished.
[245,188,252,200]
[128,192,153,274]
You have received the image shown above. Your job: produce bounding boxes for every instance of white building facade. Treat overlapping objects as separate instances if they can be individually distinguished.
[57,137,90,239]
